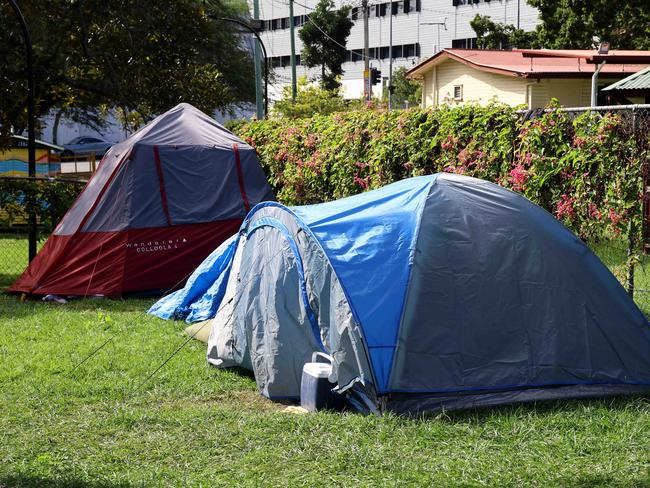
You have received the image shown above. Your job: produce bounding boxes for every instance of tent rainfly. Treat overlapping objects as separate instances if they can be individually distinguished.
[11,103,274,297]
[150,174,650,414]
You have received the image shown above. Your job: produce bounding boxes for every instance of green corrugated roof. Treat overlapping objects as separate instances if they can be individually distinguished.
[603,66,650,91]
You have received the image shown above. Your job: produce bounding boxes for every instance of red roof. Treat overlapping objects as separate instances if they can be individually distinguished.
[407,49,650,79]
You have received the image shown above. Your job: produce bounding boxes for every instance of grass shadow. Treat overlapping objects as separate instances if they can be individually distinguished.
[429,395,650,425]
[0,273,21,290]
[0,475,134,488]
[0,293,156,315]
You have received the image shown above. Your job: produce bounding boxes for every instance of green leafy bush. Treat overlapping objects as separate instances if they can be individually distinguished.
[236,103,649,246]
[0,178,83,233]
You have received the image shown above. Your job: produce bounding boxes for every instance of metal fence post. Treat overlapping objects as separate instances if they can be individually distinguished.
[628,218,636,298]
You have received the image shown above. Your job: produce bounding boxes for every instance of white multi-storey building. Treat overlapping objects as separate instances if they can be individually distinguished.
[257,0,539,102]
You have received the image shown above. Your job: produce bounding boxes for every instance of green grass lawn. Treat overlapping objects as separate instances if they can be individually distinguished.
[2,239,650,486]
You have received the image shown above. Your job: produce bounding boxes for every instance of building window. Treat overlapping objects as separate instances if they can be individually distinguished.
[453,85,463,101]
[403,43,416,57]
[351,7,359,20]
[451,37,478,48]
[343,43,420,62]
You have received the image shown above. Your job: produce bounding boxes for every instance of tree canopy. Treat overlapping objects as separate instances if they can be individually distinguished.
[471,0,650,50]
[298,0,353,91]
[387,67,422,109]
[272,76,360,119]
[0,0,255,146]
[470,14,534,49]
[528,0,650,50]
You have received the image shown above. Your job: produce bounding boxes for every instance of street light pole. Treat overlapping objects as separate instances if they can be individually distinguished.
[252,0,263,119]
[215,16,269,118]
[388,4,393,110]
[289,0,297,101]
[7,0,37,261]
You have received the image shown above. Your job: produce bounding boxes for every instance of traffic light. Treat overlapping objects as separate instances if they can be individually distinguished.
[370,67,381,85]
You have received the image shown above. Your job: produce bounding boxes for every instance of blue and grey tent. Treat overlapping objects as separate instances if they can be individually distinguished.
[150,173,650,414]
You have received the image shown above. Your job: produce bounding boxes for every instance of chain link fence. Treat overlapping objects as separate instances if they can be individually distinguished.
[520,104,650,315]
[0,176,84,291]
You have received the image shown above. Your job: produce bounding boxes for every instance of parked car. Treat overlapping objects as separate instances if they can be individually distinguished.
[60,136,113,158]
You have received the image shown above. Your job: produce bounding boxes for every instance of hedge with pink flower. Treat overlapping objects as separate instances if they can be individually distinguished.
[235,102,650,246]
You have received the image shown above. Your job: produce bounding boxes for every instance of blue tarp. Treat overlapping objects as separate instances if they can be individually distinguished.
[148,234,238,322]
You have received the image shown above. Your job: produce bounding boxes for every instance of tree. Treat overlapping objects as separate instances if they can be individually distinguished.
[298,0,353,91]
[0,0,255,147]
[527,0,650,50]
[470,1,650,51]
[470,14,534,49]
[272,76,359,118]
[386,67,422,109]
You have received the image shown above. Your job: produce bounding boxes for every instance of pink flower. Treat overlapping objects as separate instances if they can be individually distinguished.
[588,203,602,220]
[608,207,623,236]
[353,175,369,189]
[556,194,576,220]
[509,164,528,192]
[560,169,576,181]
[305,133,318,149]
[573,136,587,148]
[443,165,466,175]
[516,152,533,166]
[274,150,289,162]
[457,148,469,164]
[441,134,456,150]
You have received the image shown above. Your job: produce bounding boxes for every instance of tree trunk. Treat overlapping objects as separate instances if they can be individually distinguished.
[52,109,64,145]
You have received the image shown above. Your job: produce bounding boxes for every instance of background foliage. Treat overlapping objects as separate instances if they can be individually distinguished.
[236,103,650,246]
[271,77,360,119]
[298,0,353,91]
[472,0,650,50]
[0,178,82,232]
[0,0,254,147]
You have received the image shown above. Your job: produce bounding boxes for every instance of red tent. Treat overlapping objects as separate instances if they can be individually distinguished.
[11,103,273,297]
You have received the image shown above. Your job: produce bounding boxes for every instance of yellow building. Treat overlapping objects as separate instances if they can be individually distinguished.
[407,49,650,109]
